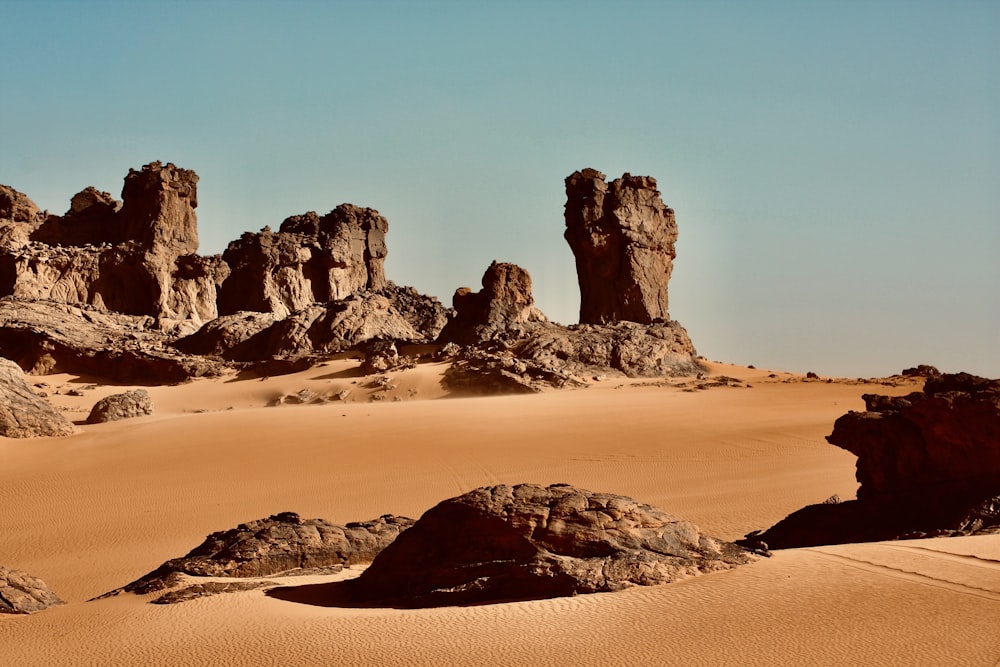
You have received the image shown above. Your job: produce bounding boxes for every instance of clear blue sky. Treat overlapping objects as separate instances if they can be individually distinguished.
[2,1,997,377]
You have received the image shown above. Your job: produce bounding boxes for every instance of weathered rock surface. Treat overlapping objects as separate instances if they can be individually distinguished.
[442,320,702,394]
[0,297,225,383]
[564,169,677,325]
[348,483,755,607]
[178,285,447,361]
[0,565,64,614]
[829,373,1000,498]
[218,205,388,318]
[105,511,414,603]
[0,357,75,438]
[86,389,153,424]
[438,261,546,345]
[745,372,1000,549]
[0,162,227,325]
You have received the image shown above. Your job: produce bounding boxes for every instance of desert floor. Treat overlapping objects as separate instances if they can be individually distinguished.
[1,361,998,666]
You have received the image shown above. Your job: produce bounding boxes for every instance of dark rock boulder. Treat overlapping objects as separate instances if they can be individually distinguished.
[828,372,1000,498]
[0,356,75,438]
[564,169,677,325]
[218,205,388,318]
[104,511,414,603]
[0,565,64,614]
[348,483,755,608]
[745,372,1000,549]
[86,389,153,424]
[438,261,546,345]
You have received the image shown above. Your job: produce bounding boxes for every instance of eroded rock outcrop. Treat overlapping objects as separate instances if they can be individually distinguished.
[86,389,153,424]
[0,356,75,438]
[746,373,1000,549]
[178,285,446,361]
[829,373,1000,498]
[347,483,755,607]
[0,565,64,614]
[0,162,227,326]
[0,297,225,383]
[564,169,677,325]
[218,205,388,318]
[438,261,546,345]
[105,511,414,603]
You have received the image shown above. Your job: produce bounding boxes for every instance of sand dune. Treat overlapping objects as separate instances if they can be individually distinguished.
[3,363,997,666]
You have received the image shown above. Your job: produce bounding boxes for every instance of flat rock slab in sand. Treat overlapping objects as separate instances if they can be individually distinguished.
[347,483,756,608]
[104,511,413,603]
[0,565,64,614]
[0,357,75,438]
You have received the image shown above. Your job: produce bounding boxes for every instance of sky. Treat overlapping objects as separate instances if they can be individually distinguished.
[1,0,997,377]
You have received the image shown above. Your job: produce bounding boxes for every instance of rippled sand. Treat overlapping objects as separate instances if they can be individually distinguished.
[2,362,997,666]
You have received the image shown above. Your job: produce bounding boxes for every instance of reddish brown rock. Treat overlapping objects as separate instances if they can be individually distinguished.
[439,261,546,345]
[564,169,677,324]
[745,372,1000,549]
[348,483,754,607]
[218,205,388,318]
[0,162,225,325]
[828,373,1000,498]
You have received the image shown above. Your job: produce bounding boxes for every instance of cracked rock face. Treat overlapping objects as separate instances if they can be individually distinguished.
[564,169,677,325]
[349,483,754,607]
[218,205,388,318]
[0,565,64,614]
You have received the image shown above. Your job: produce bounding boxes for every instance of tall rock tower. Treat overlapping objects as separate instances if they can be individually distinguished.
[564,169,677,325]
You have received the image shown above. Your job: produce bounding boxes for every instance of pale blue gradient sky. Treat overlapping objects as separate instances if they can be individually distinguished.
[2,1,997,377]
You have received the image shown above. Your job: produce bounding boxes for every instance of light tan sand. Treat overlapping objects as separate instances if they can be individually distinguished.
[2,363,998,666]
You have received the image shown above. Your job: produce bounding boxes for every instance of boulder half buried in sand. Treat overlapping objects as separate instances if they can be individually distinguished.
[347,483,755,607]
[103,511,414,603]
[0,565,64,614]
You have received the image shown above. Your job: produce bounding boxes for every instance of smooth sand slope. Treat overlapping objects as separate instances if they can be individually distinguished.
[1,363,998,666]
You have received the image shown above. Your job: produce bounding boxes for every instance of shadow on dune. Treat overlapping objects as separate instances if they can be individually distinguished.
[264,580,564,610]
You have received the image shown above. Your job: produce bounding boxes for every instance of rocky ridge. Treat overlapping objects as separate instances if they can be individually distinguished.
[1,163,702,400]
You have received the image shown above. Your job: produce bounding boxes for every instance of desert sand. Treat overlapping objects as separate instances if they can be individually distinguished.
[1,362,998,666]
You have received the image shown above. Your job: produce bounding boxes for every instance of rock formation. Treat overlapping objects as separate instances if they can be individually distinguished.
[217,205,388,318]
[347,483,755,607]
[0,162,227,326]
[86,389,153,424]
[0,298,224,383]
[829,372,1000,498]
[0,356,75,438]
[745,373,1000,549]
[438,261,547,345]
[105,511,414,603]
[564,169,677,325]
[176,285,447,361]
[0,565,64,614]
